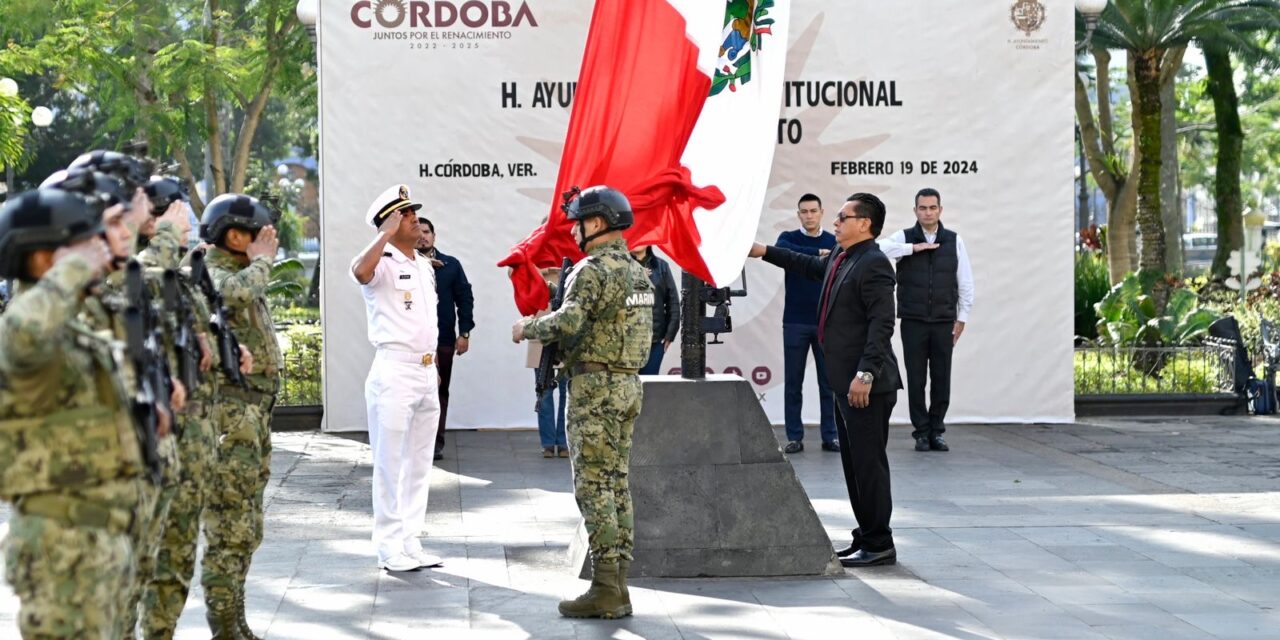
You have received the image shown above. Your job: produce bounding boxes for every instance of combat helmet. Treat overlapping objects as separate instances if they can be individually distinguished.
[0,189,103,279]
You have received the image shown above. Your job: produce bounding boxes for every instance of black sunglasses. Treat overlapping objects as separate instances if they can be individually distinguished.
[835,213,872,223]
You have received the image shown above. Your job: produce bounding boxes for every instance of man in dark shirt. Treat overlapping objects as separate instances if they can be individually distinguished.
[629,245,680,375]
[775,194,839,454]
[417,217,475,460]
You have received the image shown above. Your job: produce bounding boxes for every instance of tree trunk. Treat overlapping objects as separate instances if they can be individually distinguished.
[230,71,278,193]
[1109,164,1139,284]
[1075,50,1135,285]
[1159,57,1184,275]
[1131,50,1166,275]
[1096,49,1116,158]
[1131,48,1168,312]
[1203,41,1244,282]
[204,0,226,197]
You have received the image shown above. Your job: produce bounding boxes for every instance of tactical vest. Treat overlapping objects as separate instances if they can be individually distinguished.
[560,246,654,372]
[896,223,959,322]
[0,323,144,501]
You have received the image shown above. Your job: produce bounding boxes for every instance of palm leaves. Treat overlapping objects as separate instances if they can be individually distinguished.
[1091,0,1280,52]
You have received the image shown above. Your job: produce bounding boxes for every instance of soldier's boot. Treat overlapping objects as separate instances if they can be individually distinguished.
[234,592,264,640]
[206,602,244,640]
[557,559,630,619]
[617,558,633,616]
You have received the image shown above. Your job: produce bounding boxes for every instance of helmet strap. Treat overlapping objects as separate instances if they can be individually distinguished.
[577,217,610,253]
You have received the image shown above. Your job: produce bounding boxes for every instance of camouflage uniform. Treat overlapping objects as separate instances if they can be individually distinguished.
[88,261,183,640]
[200,246,281,620]
[138,222,223,639]
[0,257,148,639]
[523,238,652,563]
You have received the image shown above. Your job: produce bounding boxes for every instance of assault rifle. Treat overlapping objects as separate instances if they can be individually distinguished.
[162,269,202,394]
[123,259,172,479]
[189,248,247,388]
[533,257,572,412]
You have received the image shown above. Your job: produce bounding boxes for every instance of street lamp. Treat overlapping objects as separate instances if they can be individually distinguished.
[1075,0,1108,52]
[296,0,318,43]
[31,106,53,128]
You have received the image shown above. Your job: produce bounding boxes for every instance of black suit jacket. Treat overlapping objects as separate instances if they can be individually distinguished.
[764,239,903,396]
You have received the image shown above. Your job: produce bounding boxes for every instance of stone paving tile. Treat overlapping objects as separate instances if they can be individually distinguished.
[1,415,1278,638]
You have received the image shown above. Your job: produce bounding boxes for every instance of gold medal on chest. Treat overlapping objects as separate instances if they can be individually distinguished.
[404,291,413,311]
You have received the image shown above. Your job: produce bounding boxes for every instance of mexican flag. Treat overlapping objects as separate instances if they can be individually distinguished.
[500,0,791,315]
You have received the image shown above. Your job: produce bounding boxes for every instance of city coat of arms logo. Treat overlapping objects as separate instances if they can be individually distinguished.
[1009,0,1047,37]
[710,0,776,96]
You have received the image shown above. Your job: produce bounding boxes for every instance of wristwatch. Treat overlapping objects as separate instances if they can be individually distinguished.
[460,332,470,339]
[855,371,874,385]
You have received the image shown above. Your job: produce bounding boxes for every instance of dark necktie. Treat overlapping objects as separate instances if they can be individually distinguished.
[817,249,848,344]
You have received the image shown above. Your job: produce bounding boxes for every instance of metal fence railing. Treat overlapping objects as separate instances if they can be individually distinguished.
[1074,343,1237,396]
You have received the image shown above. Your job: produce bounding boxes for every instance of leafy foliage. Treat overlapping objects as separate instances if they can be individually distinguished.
[1076,250,1112,341]
[277,322,320,406]
[1094,272,1222,346]
[0,0,314,209]
[267,257,307,304]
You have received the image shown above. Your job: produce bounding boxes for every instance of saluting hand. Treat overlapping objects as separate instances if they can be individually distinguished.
[54,237,112,277]
[377,209,404,237]
[157,202,192,238]
[246,226,279,261]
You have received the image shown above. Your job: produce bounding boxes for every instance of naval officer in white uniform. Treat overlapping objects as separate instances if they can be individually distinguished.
[351,184,444,571]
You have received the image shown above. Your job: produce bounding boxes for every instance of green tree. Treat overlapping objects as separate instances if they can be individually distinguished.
[0,0,313,212]
[1088,0,1280,306]
[1201,27,1280,280]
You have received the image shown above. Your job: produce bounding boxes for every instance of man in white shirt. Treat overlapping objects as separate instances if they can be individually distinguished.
[350,184,444,571]
[878,188,975,453]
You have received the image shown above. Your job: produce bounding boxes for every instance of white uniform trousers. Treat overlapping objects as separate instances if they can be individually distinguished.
[366,349,441,561]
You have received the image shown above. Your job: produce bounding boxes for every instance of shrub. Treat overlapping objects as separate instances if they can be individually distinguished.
[1074,350,1226,395]
[277,323,321,406]
[1075,250,1110,342]
[1093,272,1220,347]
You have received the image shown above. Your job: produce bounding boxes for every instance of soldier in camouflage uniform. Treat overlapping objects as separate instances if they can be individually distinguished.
[513,185,653,619]
[0,189,151,639]
[135,177,228,640]
[47,165,187,640]
[198,193,282,640]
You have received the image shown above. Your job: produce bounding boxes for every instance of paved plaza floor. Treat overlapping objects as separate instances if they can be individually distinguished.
[3,416,1280,639]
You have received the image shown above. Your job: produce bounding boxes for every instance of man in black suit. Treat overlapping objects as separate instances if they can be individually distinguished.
[749,193,902,567]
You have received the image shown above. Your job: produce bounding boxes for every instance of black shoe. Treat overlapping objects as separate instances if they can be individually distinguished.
[840,547,896,567]
[784,441,804,454]
[835,530,863,558]
[434,448,444,460]
[821,441,840,452]
[929,436,949,452]
[914,437,930,452]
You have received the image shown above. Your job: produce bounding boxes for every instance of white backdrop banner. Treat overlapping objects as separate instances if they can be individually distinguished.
[319,0,1075,431]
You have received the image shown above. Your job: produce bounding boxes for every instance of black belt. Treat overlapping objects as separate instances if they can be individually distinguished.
[570,362,639,377]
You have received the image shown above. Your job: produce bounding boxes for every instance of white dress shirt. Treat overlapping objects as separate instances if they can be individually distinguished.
[879,228,975,323]
[353,246,439,352]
